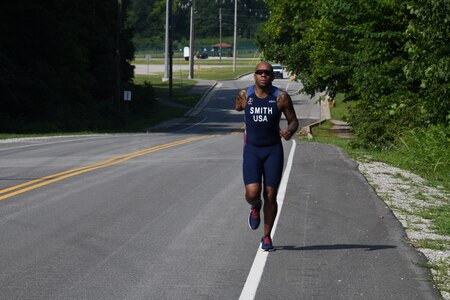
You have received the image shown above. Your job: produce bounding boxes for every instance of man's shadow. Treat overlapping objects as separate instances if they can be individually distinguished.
[273,244,396,251]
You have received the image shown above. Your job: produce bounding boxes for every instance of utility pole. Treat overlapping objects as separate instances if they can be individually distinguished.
[169,0,173,96]
[116,0,122,106]
[233,0,237,72]
[164,0,173,95]
[164,0,169,81]
[188,0,195,79]
[219,8,222,61]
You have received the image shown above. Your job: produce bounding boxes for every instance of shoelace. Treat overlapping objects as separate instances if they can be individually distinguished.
[263,236,271,245]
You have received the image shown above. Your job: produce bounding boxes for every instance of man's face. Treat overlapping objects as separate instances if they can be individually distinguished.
[253,63,274,87]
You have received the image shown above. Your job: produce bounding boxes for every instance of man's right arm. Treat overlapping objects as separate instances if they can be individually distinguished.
[235,89,247,111]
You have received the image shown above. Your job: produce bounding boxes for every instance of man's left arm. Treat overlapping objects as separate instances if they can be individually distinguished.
[279,91,299,140]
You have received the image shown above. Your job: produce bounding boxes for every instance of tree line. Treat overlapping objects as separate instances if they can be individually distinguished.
[0,0,136,132]
[130,0,268,50]
[258,0,449,148]
[0,0,268,133]
[1,0,447,143]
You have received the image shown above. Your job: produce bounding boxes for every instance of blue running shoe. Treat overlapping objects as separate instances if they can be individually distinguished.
[261,235,274,251]
[248,202,261,230]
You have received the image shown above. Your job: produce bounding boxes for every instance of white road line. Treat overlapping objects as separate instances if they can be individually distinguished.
[239,140,297,300]
[174,117,208,133]
[0,136,110,151]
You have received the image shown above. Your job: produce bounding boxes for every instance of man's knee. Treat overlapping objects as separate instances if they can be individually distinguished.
[245,184,261,201]
[263,186,278,202]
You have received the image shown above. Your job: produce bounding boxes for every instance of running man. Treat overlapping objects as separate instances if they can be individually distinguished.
[235,62,298,251]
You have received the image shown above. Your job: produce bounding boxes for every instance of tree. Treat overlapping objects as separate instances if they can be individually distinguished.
[128,0,168,49]
[404,0,450,125]
[258,0,449,148]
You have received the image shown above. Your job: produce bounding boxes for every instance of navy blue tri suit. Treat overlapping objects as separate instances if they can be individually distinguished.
[243,85,284,188]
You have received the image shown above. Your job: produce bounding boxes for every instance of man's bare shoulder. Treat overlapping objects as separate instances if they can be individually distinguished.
[277,90,292,104]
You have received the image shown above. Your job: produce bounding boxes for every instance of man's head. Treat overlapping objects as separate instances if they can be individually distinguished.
[253,62,274,87]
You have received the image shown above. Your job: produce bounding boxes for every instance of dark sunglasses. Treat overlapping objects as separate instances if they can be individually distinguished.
[254,69,273,76]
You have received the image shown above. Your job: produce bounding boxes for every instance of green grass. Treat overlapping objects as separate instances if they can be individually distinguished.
[184,66,254,80]
[328,93,351,121]
[414,193,428,201]
[134,74,197,99]
[418,205,450,235]
[393,126,449,185]
[135,66,255,81]
[411,239,449,251]
[132,58,261,66]
[424,259,450,294]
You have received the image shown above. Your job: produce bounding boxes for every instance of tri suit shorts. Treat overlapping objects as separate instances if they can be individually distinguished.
[243,142,284,188]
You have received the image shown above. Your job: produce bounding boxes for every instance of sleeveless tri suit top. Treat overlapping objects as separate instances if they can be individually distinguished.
[244,85,281,146]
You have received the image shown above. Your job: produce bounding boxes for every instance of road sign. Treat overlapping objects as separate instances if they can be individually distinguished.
[123,91,131,101]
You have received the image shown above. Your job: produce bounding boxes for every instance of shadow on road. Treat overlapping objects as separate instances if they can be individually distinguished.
[274,244,397,251]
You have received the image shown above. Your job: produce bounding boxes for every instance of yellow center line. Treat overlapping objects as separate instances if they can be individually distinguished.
[231,124,245,135]
[0,135,211,201]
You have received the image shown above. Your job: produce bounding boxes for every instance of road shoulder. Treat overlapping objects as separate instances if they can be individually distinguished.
[257,141,441,299]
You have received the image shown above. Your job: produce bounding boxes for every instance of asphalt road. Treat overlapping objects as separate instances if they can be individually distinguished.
[0,76,440,299]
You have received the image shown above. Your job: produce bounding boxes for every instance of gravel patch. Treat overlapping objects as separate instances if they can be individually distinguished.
[358,161,449,299]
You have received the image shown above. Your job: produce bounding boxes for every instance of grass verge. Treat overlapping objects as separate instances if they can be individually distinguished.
[132,58,260,66]
[136,66,255,81]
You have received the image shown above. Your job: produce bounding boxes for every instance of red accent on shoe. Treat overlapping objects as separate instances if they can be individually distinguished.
[261,235,274,251]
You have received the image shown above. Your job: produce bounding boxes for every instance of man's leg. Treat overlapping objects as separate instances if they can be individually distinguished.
[245,183,262,230]
[260,143,283,250]
[245,183,261,207]
[243,144,264,229]
[262,185,278,236]
[243,143,262,207]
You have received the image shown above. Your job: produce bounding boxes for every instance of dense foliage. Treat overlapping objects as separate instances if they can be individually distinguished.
[0,1,135,132]
[258,0,449,148]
